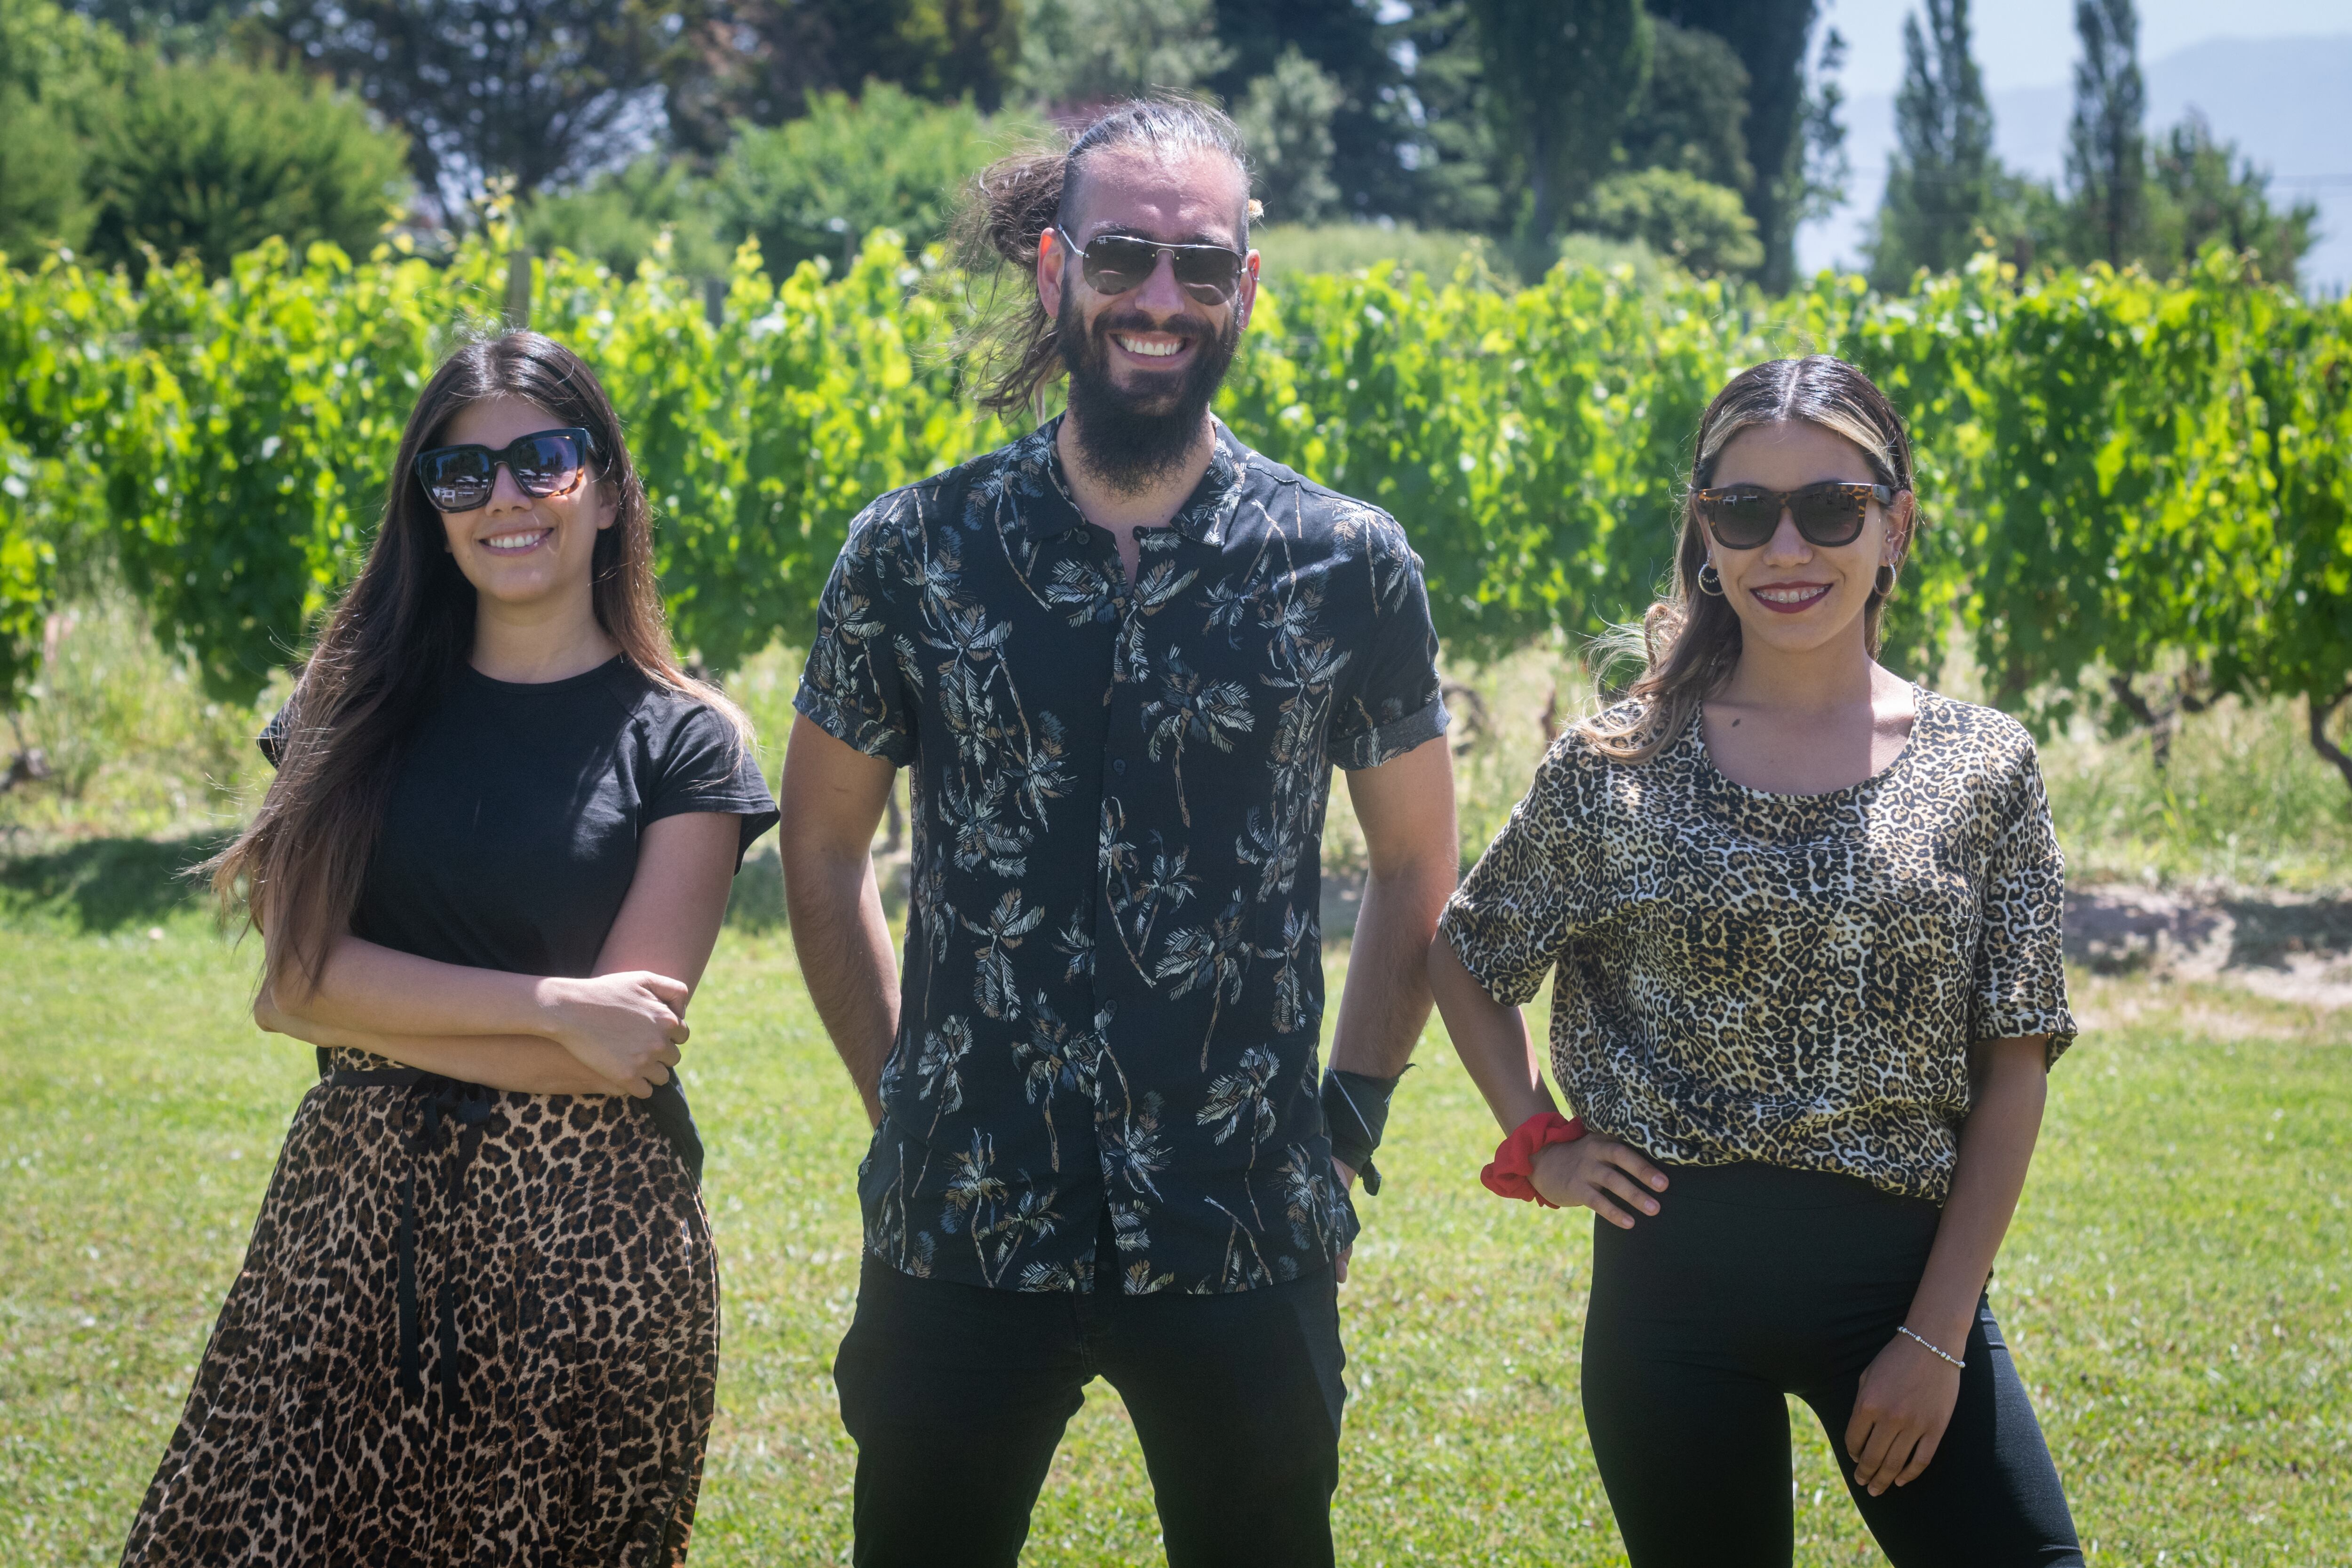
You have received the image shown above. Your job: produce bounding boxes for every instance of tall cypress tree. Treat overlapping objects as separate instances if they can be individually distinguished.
[1868,0,1992,287]
[2065,0,2146,265]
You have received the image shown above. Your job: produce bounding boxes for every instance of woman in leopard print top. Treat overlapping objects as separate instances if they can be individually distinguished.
[1431,356,2083,1568]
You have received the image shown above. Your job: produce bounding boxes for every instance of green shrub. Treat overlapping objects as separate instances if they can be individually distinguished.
[523,154,729,279]
[1576,167,1763,277]
[1553,231,1676,290]
[82,55,409,277]
[0,87,89,262]
[1252,223,1502,291]
[0,0,132,102]
[0,0,133,262]
[713,84,1042,276]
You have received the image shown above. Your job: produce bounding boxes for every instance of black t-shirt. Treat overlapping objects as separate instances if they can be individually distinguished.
[262,659,777,1163]
[346,659,772,972]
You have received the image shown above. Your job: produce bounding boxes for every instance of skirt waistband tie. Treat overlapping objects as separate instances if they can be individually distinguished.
[327,1066,493,1417]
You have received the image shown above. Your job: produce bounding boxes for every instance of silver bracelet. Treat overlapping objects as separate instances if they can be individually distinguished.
[1896,1324,1965,1369]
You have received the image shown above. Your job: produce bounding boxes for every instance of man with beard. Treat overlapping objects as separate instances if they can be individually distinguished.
[779,98,1458,1568]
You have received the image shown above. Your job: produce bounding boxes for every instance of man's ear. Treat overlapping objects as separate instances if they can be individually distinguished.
[1230,249,1261,334]
[1036,226,1066,319]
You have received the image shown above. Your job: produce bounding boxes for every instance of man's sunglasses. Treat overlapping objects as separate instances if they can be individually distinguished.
[414,427,596,513]
[1055,226,1248,305]
[1693,481,1895,549]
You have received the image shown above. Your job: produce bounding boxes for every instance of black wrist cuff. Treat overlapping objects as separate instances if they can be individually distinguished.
[1321,1067,1407,1195]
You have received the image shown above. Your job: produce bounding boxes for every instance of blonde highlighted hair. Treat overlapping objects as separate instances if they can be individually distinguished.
[1581,355,1917,764]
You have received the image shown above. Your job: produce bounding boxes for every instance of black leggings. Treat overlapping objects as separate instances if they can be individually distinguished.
[1581,1162,2082,1568]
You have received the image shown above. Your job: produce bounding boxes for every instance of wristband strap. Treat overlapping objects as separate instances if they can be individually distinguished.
[1896,1324,1965,1369]
[1480,1110,1586,1206]
[1321,1067,1406,1195]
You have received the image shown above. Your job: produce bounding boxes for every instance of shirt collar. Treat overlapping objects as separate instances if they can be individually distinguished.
[1009,414,1250,549]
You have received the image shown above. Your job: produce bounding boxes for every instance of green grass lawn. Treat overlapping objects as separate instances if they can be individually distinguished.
[2,915,2346,1566]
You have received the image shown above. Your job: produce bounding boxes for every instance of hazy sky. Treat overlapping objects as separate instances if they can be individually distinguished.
[1825,0,2352,92]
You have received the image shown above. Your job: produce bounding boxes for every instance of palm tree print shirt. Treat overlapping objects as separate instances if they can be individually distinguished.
[796,417,1447,1294]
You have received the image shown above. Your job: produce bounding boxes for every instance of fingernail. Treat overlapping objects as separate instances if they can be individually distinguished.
[1643,1200,1658,1213]
[1651,1176,1666,1189]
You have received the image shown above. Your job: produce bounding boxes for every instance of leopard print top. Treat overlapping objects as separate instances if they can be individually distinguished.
[1440,686,2076,1204]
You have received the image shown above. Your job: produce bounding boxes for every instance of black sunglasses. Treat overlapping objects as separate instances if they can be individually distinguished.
[414,427,596,513]
[1055,226,1248,305]
[1693,481,1895,549]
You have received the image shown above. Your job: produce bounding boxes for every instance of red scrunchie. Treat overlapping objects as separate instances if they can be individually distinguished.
[1481,1111,1586,1207]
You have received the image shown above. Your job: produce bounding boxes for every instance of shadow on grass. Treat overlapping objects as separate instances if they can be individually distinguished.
[0,832,232,932]
[2,836,805,937]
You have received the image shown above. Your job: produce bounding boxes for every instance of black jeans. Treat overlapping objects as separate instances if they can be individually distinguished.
[833,1251,1347,1568]
[1582,1162,2082,1568]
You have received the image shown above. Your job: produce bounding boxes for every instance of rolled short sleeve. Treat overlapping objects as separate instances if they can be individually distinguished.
[1970,750,2078,1065]
[1438,736,1603,1008]
[794,497,920,766]
[642,701,780,869]
[1329,513,1447,771]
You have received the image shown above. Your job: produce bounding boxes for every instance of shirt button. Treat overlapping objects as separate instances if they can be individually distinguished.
[1112,758,1127,776]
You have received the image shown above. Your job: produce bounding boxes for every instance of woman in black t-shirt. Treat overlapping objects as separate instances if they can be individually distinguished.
[122,333,777,1567]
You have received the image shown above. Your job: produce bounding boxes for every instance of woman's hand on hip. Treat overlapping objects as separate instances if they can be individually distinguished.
[1845,1332,1964,1495]
[539,971,691,1098]
[1529,1135,1666,1227]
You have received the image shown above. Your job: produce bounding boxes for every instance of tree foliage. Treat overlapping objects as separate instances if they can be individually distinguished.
[1614,18,1751,197]
[1207,0,1399,222]
[2147,112,2318,288]
[2065,0,2146,266]
[1465,0,1649,252]
[1645,0,1820,291]
[1012,0,1229,106]
[1868,0,1993,289]
[276,0,688,211]
[1233,47,1341,226]
[664,0,1021,156]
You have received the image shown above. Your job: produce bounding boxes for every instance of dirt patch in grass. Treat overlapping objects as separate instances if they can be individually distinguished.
[2066,884,2352,1010]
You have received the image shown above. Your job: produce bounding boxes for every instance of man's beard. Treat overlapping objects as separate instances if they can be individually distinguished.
[1058,293,1241,494]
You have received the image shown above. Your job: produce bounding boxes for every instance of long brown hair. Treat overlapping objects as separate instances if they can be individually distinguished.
[206,330,747,994]
[1582,355,1918,764]
[950,95,1259,418]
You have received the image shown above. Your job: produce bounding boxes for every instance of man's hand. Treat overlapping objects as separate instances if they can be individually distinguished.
[1331,1155,1358,1282]
[780,715,904,1121]
[1327,737,1455,1288]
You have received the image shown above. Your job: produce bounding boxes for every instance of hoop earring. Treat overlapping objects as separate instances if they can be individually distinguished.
[1696,562,1724,597]
[1874,564,1898,597]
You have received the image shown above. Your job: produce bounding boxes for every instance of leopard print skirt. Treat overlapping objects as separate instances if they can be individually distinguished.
[121,1052,719,1566]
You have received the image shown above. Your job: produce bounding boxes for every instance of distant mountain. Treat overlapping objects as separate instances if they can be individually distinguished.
[1798,34,2352,292]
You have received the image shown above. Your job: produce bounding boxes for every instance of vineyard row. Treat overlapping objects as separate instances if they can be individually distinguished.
[4,231,2349,767]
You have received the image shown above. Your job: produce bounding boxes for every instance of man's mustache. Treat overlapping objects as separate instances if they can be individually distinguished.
[1091,311,1213,344]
